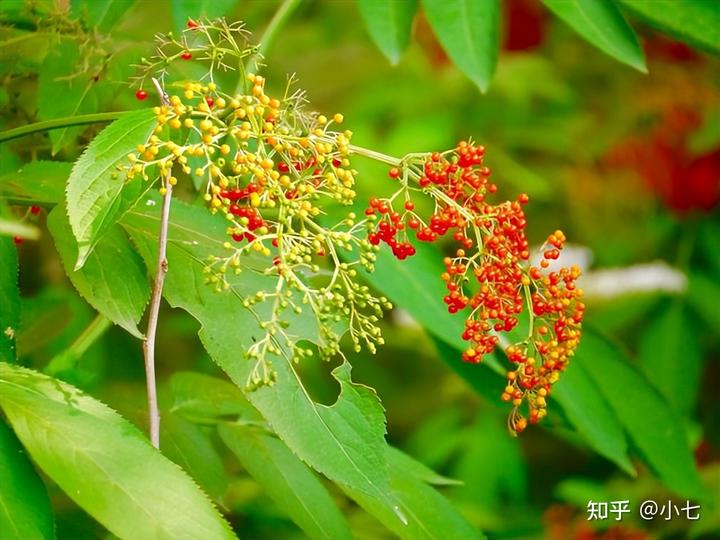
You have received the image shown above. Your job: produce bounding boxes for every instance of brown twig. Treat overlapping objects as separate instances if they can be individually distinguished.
[142,77,172,449]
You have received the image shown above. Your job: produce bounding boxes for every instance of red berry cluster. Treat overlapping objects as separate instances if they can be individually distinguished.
[367,141,585,433]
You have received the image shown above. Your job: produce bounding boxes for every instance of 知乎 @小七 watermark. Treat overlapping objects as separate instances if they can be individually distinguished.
[587,500,701,521]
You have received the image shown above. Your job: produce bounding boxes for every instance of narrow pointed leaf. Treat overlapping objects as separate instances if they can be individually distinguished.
[219,424,353,540]
[358,0,418,65]
[0,419,54,540]
[422,0,500,91]
[542,0,646,71]
[66,109,156,268]
[619,0,720,54]
[0,362,237,540]
[576,331,705,499]
[47,206,149,337]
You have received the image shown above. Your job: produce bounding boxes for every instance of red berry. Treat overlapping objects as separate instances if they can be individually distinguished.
[404,201,415,211]
[135,89,148,101]
[205,96,214,108]
[181,51,192,60]
[12,236,23,245]
[30,205,41,215]
[388,167,400,179]
[187,18,198,29]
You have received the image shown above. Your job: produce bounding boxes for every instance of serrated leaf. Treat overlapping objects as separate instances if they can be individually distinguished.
[162,413,228,503]
[619,0,720,54]
[0,362,236,540]
[48,206,149,338]
[121,197,403,524]
[0,418,54,540]
[219,424,353,540]
[66,108,156,268]
[170,0,238,34]
[0,160,70,206]
[358,0,418,65]
[37,42,99,154]
[576,330,705,499]
[0,236,20,362]
[70,0,135,33]
[638,301,702,417]
[422,0,500,91]
[343,446,483,540]
[542,0,646,71]
[553,359,635,475]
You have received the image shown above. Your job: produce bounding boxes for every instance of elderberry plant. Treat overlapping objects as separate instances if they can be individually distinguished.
[129,18,584,433]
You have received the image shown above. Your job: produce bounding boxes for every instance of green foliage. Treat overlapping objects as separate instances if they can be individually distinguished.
[0,418,54,540]
[422,0,500,92]
[70,0,135,33]
[65,109,156,268]
[619,0,720,54]
[0,161,69,206]
[0,236,20,362]
[170,0,238,33]
[357,0,417,65]
[37,41,99,155]
[48,206,150,337]
[576,331,705,500]
[219,424,354,540]
[541,0,646,72]
[638,301,702,417]
[0,362,236,540]
[122,198,401,519]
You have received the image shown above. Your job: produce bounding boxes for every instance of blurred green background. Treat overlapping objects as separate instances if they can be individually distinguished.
[1,1,719,539]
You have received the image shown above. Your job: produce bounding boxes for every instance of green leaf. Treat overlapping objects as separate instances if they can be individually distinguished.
[47,206,149,338]
[122,198,403,524]
[343,446,484,540]
[0,236,20,362]
[357,0,418,65]
[170,0,238,34]
[66,108,156,269]
[422,0,500,91]
[619,0,720,54]
[70,0,135,33]
[161,413,228,503]
[170,371,260,422]
[219,424,353,540]
[576,330,705,499]
[688,271,720,331]
[553,359,635,475]
[0,418,54,540]
[638,301,702,417]
[386,446,462,486]
[542,0,646,71]
[37,42,99,155]
[0,362,236,540]
[0,160,70,206]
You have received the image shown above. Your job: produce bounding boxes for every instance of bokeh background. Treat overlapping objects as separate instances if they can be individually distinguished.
[2,1,719,539]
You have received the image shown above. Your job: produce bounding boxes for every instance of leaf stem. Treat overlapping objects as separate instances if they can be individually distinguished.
[347,143,403,167]
[142,78,172,450]
[0,112,125,143]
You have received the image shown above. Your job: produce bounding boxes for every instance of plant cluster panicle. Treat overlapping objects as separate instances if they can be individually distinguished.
[128,18,391,390]
[365,142,585,433]
[128,18,583,432]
